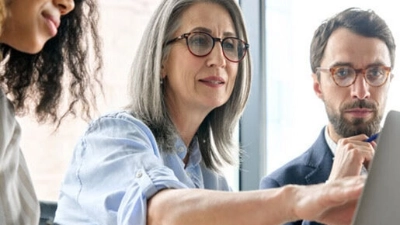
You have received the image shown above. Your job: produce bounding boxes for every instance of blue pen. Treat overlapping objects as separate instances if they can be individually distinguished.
[365,133,379,142]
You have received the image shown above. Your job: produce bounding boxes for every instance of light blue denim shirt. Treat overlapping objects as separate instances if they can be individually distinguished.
[54,111,230,225]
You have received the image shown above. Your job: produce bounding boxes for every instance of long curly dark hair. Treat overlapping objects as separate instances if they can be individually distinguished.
[0,0,103,128]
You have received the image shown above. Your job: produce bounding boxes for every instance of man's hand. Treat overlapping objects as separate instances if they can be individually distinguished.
[328,135,376,182]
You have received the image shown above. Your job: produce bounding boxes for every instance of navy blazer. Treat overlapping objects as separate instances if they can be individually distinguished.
[260,127,334,225]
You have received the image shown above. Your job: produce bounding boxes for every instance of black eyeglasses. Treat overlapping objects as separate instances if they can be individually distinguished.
[317,65,392,87]
[165,32,249,63]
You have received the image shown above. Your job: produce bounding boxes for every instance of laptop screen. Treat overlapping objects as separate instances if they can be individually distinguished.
[352,110,400,225]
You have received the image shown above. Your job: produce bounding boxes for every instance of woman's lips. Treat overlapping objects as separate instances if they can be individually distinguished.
[43,13,60,36]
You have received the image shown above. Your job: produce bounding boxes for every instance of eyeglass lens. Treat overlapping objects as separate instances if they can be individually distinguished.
[187,32,247,62]
[331,66,389,86]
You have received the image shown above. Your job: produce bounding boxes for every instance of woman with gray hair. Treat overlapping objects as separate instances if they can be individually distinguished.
[55,0,365,224]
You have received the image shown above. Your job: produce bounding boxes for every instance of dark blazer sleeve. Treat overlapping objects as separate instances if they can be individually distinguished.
[259,176,280,188]
[259,127,333,225]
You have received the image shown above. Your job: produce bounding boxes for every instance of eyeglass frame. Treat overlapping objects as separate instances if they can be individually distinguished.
[316,65,392,87]
[165,32,249,63]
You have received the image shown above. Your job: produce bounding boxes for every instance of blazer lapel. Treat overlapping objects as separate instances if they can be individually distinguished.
[304,127,334,185]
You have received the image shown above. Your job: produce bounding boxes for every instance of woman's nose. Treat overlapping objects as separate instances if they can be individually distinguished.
[54,0,75,16]
[206,42,227,68]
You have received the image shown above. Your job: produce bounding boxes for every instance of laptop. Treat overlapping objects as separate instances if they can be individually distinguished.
[352,109,400,225]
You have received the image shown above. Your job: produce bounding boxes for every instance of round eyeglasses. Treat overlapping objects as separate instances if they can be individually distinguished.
[317,65,392,87]
[165,32,249,63]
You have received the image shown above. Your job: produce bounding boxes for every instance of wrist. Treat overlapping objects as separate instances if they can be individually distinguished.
[280,184,301,222]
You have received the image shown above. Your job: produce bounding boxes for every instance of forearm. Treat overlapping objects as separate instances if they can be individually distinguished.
[147,186,298,225]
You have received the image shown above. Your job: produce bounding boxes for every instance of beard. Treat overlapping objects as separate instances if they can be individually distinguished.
[325,99,382,138]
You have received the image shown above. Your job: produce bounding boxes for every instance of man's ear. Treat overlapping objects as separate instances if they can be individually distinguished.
[312,73,323,99]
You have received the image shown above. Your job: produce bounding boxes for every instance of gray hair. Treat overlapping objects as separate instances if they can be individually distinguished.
[126,0,251,171]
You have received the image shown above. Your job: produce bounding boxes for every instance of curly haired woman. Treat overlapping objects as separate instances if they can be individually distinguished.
[0,0,102,223]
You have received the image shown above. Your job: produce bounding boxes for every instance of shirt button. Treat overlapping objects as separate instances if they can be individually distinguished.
[178,146,185,152]
[136,171,143,178]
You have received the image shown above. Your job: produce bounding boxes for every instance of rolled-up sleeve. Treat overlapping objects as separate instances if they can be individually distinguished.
[56,112,187,225]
